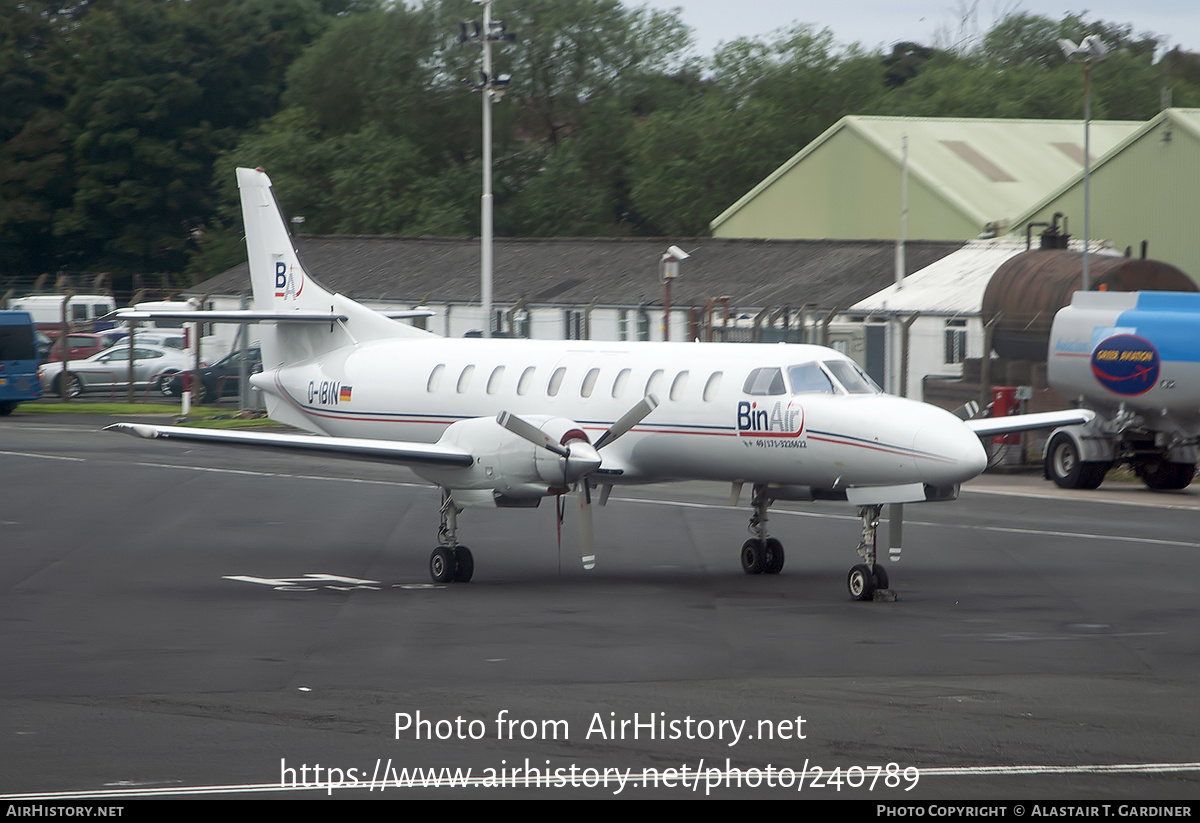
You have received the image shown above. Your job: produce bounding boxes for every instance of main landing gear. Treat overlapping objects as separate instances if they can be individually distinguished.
[847,504,892,601]
[429,490,474,583]
[741,484,785,575]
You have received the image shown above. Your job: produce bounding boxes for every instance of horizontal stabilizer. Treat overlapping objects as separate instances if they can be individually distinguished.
[105,423,473,467]
[965,409,1094,438]
[113,308,433,324]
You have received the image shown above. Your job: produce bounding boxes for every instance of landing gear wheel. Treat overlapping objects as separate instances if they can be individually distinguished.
[453,546,474,583]
[848,564,876,601]
[763,537,785,574]
[429,546,456,583]
[741,539,766,575]
[872,564,889,590]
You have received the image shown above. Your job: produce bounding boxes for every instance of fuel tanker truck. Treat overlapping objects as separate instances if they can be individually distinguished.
[982,238,1197,491]
[1044,290,1200,490]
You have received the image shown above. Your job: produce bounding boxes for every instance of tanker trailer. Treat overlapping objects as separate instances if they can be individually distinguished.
[1044,291,1200,490]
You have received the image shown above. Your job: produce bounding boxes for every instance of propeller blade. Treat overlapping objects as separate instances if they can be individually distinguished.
[594,394,659,450]
[497,410,569,456]
[950,400,980,421]
[578,481,595,570]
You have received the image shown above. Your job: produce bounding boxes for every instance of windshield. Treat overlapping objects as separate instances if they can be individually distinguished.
[823,360,881,394]
[787,363,835,394]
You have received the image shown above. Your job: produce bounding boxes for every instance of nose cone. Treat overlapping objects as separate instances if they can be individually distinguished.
[563,440,602,482]
[913,418,988,485]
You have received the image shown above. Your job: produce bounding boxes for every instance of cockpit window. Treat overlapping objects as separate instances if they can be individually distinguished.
[743,367,786,396]
[823,359,881,394]
[788,363,835,394]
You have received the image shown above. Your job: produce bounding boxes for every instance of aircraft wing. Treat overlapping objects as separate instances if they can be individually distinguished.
[964,409,1094,438]
[111,309,433,324]
[105,423,473,467]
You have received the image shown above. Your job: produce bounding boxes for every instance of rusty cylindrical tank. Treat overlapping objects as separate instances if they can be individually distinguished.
[981,250,1196,361]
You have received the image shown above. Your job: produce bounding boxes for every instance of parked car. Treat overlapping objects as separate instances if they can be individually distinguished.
[160,346,261,402]
[38,344,197,398]
[44,332,113,362]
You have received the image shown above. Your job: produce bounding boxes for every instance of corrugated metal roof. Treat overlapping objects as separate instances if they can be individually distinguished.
[712,115,1143,232]
[191,235,962,311]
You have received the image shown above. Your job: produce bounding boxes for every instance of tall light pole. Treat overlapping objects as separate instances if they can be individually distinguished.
[459,1,513,338]
[1059,35,1108,292]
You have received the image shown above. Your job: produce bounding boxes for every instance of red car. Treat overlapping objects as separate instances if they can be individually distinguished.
[44,333,112,362]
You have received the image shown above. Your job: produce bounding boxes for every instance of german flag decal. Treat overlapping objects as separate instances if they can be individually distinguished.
[339,385,353,402]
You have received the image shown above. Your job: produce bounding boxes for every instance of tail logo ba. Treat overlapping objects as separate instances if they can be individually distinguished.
[273,259,304,300]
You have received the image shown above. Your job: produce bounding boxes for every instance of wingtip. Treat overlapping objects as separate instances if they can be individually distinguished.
[104,422,160,439]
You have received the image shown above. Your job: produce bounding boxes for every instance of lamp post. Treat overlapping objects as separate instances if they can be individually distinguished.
[1058,35,1108,292]
[459,1,514,338]
[659,245,689,342]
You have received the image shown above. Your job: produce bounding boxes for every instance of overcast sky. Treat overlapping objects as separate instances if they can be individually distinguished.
[631,1,1200,56]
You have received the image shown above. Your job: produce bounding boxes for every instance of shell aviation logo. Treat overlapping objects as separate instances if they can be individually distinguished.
[1090,334,1159,396]
[274,260,303,300]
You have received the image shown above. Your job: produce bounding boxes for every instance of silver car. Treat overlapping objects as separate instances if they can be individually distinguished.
[38,344,195,398]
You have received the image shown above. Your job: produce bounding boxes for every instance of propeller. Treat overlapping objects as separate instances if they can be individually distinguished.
[496,395,658,571]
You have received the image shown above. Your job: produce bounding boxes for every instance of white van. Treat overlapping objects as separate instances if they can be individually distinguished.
[9,294,117,333]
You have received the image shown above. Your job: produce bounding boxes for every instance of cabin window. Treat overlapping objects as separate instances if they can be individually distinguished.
[581,367,600,398]
[517,366,535,396]
[669,370,689,401]
[427,363,445,393]
[702,372,722,402]
[547,366,566,397]
[457,364,475,393]
[788,363,835,394]
[612,368,631,399]
[743,367,786,396]
[645,368,664,398]
[486,365,505,395]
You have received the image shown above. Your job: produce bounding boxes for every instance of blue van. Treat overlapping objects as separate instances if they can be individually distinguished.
[0,311,43,415]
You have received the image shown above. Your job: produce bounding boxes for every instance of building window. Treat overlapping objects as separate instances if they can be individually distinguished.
[565,310,584,340]
[636,310,650,342]
[617,309,628,342]
[945,320,967,365]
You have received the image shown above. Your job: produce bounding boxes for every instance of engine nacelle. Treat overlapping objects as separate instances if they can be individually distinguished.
[411,415,598,507]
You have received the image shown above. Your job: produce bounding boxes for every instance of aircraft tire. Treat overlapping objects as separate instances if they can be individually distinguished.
[453,546,474,583]
[848,564,876,601]
[430,546,457,583]
[763,538,785,574]
[872,564,889,590]
[741,539,766,574]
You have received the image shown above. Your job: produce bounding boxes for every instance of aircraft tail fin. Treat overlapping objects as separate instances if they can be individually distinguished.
[236,167,432,368]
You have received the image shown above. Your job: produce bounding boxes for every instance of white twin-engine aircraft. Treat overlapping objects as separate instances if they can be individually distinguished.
[109,168,1090,599]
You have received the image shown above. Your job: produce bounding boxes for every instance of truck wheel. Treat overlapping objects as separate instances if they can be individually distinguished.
[0,402,16,416]
[1136,460,1196,491]
[1046,432,1108,489]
